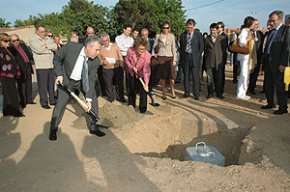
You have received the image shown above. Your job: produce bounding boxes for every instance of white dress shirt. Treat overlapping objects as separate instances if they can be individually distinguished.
[115,34,134,56]
[70,47,87,80]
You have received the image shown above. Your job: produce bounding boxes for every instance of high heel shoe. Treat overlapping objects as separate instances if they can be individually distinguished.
[162,96,167,100]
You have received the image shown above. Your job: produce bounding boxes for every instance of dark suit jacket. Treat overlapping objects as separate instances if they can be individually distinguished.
[9,43,34,80]
[53,42,100,99]
[269,24,290,70]
[203,35,224,70]
[254,30,265,64]
[179,30,204,67]
[219,32,228,65]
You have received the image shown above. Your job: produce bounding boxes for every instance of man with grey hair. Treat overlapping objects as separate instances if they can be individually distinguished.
[261,10,290,115]
[99,33,125,102]
[49,35,105,141]
[29,25,57,109]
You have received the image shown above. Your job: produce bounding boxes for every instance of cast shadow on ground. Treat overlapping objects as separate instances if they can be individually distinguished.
[81,129,160,192]
[0,122,100,192]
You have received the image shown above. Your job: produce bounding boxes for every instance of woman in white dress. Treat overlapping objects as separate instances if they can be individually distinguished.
[237,16,257,100]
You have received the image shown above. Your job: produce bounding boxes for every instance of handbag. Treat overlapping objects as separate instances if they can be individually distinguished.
[229,38,250,54]
[154,44,160,54]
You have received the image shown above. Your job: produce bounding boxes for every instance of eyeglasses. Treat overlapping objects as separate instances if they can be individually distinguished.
[163,27,170,29]
[2,40,10,43]
[11,39,19,42]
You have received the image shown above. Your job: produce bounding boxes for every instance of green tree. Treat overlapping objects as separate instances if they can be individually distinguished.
[0,18,11,28]
[14,15,38,27]
[113,0,186,35]
[63,0,109,38]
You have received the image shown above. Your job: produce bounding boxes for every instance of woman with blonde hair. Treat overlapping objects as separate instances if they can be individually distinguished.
[0,33,24,117]
[152,21,177,99]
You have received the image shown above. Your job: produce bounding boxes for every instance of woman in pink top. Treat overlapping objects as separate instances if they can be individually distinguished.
[125,38,151,113]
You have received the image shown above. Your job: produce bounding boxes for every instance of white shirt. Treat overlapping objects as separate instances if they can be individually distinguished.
[115,34,134,56]
[237,28,250,60]
[70,47,87,80]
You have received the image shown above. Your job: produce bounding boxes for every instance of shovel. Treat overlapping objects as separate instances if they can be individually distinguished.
[133,70,160,107]
[58,83,100,120]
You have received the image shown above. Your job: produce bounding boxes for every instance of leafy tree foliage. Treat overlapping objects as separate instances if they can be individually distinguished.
[113,0,186,35]
[9,0,186,38]
[0,18,11,28]
[62,0,109,37]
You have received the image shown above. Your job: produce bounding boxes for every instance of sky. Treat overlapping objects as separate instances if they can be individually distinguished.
[1,0,290,33]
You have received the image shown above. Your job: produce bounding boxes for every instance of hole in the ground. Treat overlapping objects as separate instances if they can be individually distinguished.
[138,126,251,166]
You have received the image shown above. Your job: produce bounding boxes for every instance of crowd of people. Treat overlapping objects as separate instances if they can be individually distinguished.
[0,10,289,140]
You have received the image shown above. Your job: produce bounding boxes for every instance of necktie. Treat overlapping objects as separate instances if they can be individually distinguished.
[186,33,192,53]
[266,29,277,54]
[82,56,89,93]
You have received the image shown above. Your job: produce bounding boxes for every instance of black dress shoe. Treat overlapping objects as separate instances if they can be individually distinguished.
[21,104,26,108]
[207,95,213,99]
[50,102,56,106]
[89,129,106,137]
[194,96,199,100]
[27,101,36,104]
[117,98,127,103]
[261,104,274,109]
[249,90,257,95]
[216,95,225,99]
[13,112,25,117]
[42,105,51,109]
[273,109,288,115]
[183,94,190,98]
[49,130,57,141]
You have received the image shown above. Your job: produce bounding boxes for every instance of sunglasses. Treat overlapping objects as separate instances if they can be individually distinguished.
[163,27,170,29]
[11,39,19,42]
[2,40,10,43]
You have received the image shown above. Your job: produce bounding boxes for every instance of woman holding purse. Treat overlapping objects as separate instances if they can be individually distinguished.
[125,38,151,114]
[237,16,257,100]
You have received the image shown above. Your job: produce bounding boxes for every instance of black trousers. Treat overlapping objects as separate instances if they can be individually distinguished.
[127,75,147,113]
[182,53,200,98]
[36,69,55,106]
[17,66,33,107]
[233,53,239,81]
[249,62,261,92]
[102,66,125,101]
[50,80,98,132]
[1,77,21,115]
[264,55,288,110]
[206,67,224,97]
[149,59,160,93]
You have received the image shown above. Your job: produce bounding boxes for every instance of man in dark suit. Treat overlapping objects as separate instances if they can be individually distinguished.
[217,21,228,96]
[49,35,105,141]
[9,34,35,108]
[248,19,265,94]
[262,10,290,115]
[204,23,227,99]
[179,19,204,100]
